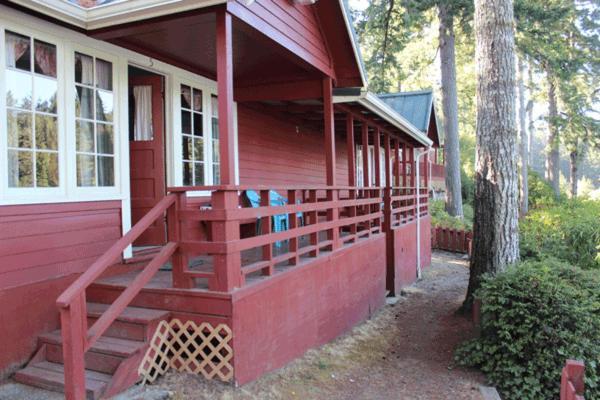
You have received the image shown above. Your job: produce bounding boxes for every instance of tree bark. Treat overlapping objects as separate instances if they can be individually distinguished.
[464,0,520,310]
[438,3,464,218]
[518,56,528,217]
[569,143,578,197]
[527,63,534,165]
[546,71,560,196]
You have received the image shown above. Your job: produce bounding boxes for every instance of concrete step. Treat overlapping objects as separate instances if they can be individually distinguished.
[14,361,112,400]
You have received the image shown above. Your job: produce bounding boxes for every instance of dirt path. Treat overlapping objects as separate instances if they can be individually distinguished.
[144,250,486,400]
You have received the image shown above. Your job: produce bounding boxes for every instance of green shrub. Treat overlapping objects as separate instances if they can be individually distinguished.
[528,169,564,209]
[520,199,600,270]
[455,259,600,399]
[430,199,472,230]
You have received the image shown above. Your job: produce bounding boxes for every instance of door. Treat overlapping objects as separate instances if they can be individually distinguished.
[129,74,166,246]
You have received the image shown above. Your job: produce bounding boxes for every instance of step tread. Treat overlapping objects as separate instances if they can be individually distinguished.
[86,302,170,324]
[14,361,110,400]
[39,330,146,357]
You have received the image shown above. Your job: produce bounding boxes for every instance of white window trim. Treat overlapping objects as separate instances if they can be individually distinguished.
[0,24,68,203]
[0,6,240,209]
[172,75,238,197]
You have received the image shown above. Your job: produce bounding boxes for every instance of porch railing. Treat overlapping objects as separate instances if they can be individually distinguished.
[169,185,386,291]
[55,194,179,400]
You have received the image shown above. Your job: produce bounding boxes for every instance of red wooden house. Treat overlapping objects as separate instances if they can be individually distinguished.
[0,0,437,398]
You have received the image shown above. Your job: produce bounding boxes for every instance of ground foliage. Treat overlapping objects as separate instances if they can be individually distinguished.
[455,259,600,399]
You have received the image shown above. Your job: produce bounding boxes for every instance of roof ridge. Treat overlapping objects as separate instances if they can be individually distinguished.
[378,89,434,97]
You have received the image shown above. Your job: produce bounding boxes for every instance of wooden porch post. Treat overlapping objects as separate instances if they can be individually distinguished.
[402,143,409,187]
[394,139,401,187]
[323,77,339,249]
[374,128,381,187]
[212,9,242,291]
[346,114,355,187]
[362,124,370,187]
[384,132,395,295]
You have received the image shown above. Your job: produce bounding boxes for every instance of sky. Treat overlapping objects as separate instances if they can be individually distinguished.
[348,0,368,11]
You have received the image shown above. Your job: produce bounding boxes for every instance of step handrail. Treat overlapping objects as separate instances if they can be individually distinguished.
[57,194,177,308]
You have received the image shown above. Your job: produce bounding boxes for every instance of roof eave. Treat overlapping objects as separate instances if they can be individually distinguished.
[338,0,367,88]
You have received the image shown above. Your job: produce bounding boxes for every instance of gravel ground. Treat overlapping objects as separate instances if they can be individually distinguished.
[146,250,486,400]
[0,250,485,400]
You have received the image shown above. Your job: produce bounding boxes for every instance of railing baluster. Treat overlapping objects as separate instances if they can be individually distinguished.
[308,189,319,258]
[260,189,274,275]
[169,192,192,289]
[288,190,300,266]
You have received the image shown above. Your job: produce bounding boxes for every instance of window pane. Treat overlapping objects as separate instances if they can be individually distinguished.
[77,154,96,186]
[181,110,191,134]
[76,86,94,119]
[34,76,57,113]
[6,31,31,71]
[193,113,203,137]
[182,136,192,161]
[33,40,57,78]
[194,163,204,186]
[213,164,220,185]
[76,120,94,152]
[182,162,192,186]
[36,151,59,187]
[6,69,32,109]
[193,138,204,161]
[75,52,94,85]
[211,95,218,118]
[97,156,114,186]
[97,123,114,154]
[8,149,33,187]
[35,114,58,150]
[193,89,202,112]
[95,58,112,90]
[212,139,219,163]
[211,117,219,140]
[181,85,191,109]
[96,90,113,122]
[7,110,32,148]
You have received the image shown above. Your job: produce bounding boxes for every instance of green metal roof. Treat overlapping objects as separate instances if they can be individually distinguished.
[378,90,435,133]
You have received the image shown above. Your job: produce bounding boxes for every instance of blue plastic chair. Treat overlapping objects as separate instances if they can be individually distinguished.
[245,190,288,248]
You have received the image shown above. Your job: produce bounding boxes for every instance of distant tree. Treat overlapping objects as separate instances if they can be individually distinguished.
[464,0,520,310]
[517,56,528,217]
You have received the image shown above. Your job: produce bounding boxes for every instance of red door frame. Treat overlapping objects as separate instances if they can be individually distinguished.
[129,73,167,246]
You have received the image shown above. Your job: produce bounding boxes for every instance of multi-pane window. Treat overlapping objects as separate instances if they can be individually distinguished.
[5,31,59,188]
[74,52,114,187]
[210,95,220,184]
[180,84,204,186]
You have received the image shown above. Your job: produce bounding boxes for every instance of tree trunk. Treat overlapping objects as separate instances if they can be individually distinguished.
[438,3,464,218]
[464,0,520,311]
[518,56,528,217]
[546,71,560,196]
[570,143,578,197]
[527,62,534,165]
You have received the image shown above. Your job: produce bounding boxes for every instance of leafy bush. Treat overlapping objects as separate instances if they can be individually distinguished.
[528,169,564,209]
[455,259,600,399]
[430,199,472,230]
[520,199,600,270]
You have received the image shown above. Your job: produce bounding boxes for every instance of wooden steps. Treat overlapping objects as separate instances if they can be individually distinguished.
[14,302,170,399]
[15,361,111,400]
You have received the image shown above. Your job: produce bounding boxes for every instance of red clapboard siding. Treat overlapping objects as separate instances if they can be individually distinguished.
[0,201,122,290]
[228,0,332,76]
[238,105,348,186]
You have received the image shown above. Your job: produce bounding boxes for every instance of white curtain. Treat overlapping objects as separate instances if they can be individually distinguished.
[6,33,28,69]
[80,55,94,85]
[133,85,153,141]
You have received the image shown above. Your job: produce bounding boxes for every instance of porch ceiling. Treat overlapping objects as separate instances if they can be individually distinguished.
[89,8,322,89]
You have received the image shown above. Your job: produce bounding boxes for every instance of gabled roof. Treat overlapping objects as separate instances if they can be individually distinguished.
[379,90,442,146]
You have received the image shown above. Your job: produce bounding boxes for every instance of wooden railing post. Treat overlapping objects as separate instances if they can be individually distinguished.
[61,293,87,400]
[210,189,242,291]
[169,192,192,289]
[288,189,300,265]
[260,190,274,275]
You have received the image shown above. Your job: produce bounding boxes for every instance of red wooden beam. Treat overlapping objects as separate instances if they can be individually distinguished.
[361,123,370,187]
[235,79,322,102]
[394,139,401,187]
[346,114,355,187]
[384,133,391,188]
[374,127,381,187]
[323,77,336,187]
[216,9,236,186]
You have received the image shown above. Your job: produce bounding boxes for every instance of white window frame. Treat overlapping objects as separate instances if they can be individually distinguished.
[67,43,123,200]
[172,75,238,197]
[0,24,67,203]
